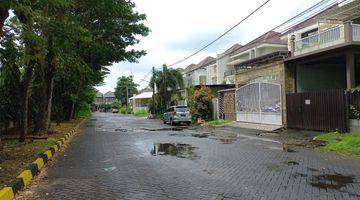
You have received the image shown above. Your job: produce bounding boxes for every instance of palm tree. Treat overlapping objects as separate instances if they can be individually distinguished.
[149,65,184,114]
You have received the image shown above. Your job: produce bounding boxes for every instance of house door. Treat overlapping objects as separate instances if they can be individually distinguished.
[235,82,282,125]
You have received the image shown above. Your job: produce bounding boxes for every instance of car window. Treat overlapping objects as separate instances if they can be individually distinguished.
[175,107,189,112]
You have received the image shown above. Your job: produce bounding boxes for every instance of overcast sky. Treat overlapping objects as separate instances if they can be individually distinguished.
[95,0,323,93]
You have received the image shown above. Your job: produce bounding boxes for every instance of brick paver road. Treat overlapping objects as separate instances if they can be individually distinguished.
[22,113,360,200]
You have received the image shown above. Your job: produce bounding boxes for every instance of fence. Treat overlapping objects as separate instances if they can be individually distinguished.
[286,89,348,132]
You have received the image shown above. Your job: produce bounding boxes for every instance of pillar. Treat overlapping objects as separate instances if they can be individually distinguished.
[346,52,356,89]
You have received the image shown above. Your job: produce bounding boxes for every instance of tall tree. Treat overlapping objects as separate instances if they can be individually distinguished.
[149,65,184,114]
[114,76,139,106]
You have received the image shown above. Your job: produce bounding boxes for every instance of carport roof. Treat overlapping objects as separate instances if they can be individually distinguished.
[317,0,360,23]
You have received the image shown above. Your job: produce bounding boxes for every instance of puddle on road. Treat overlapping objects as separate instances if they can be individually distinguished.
[115,128,127,132]
[219,137,237,144]
[143,127,186,132]
[151,143,199,160]
[311,174,355,190]
[285,160,299,166]
[192,132,212,138]
[290,168,356,191]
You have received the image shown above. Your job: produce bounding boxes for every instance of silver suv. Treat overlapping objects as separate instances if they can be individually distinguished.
[163,106,191,126]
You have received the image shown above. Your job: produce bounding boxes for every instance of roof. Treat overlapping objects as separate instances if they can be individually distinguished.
[231,31,287,56]
[197,56,216,68]
[184,57,216,73]
[104,91,115,98]
[218,43,242,58]
[138,87,152,93]
[183,64,197,73]
[129,92,153,100]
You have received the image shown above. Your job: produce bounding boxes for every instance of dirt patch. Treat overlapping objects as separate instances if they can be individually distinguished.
[0,119,83,188]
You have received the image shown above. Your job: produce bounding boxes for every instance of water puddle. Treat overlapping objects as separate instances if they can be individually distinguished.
[151,143,199,159]
[115,128,127,132]
[143,127,186,132]
[192,132,211,138]
[103,166,116,172]
[219,137,237,144]
[310,174,355,190]
[285,160,299,166]
[291,169,356,191]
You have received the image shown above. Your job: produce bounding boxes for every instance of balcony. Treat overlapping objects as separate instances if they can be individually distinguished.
[224,70,235,77]
[294,23,360,56]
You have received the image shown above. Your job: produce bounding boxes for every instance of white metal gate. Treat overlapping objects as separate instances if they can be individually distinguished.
[235,82,282,125]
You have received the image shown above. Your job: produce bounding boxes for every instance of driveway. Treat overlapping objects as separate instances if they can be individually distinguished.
[19,112,360,200]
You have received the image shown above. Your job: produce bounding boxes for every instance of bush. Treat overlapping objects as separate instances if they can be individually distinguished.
[349,105,360,120]
[75,104,92,119]
[120,106,132,114]
[133,109,148,117]
[190,85,214,120]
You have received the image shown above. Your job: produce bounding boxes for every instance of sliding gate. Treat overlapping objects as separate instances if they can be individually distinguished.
[286,90,348,132]
[235,82,282,125]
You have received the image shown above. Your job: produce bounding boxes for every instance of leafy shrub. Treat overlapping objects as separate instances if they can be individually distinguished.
[189,85,214,120]
[120,106,132,114]
[133,109,148,117]
[75,104,92,119]
[350,105,360,120]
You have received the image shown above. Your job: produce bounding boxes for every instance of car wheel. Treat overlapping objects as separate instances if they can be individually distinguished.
[186,122,191,126]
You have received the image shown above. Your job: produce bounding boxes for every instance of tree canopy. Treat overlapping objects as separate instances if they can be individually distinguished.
[114,75,139,106]
[0,0,149,142]
[149,65,183,114]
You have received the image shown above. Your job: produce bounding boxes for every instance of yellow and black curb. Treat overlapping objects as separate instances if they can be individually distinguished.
[0,127,80,200]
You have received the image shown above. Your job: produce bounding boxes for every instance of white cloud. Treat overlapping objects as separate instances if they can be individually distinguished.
[96,0,322,93]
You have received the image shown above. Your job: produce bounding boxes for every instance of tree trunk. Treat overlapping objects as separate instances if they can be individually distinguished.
[20,64,34,142]
[69,103,75,121]
[34,35,56,132]
[0,7,9,35]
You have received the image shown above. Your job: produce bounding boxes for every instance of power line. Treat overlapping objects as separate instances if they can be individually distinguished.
[168,0,271,67]
[205,0,337,59]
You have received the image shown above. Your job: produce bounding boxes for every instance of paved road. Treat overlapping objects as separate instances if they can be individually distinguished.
[23,113,360,200]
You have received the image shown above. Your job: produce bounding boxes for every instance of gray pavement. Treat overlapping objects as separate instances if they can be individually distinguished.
[24,113,360,200]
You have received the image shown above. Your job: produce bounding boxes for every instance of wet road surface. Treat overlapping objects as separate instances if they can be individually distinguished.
[22,113,360,200]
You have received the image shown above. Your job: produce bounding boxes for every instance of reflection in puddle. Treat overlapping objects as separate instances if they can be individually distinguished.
[291,170,356,191]
[192,133,211,138]
[285,160,299,166]
[143,127,186,132]
[219,138,237,144]
[151,143,199,159]
[311,174,355,190]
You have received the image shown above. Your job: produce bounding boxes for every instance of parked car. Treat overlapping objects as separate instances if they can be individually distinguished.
[112,108,119,113]
[163,106,191,126]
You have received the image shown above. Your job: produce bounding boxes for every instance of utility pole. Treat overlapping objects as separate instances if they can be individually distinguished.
[152,67,156,115]
[126,86,129,108]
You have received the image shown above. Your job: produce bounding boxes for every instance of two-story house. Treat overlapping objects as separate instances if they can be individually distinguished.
[284,0,360,131]
[214,44,243,85]
[218,31,289,126]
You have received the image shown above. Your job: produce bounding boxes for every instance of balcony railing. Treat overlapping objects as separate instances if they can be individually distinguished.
[294,24,360,56]
[295,25,343,53]
[224,70,235,77]
[353,24,360,41]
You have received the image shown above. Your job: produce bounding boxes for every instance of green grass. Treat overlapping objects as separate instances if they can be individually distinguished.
[133,109,148,117]
[206,119,232,127]
[316,132,360,156]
